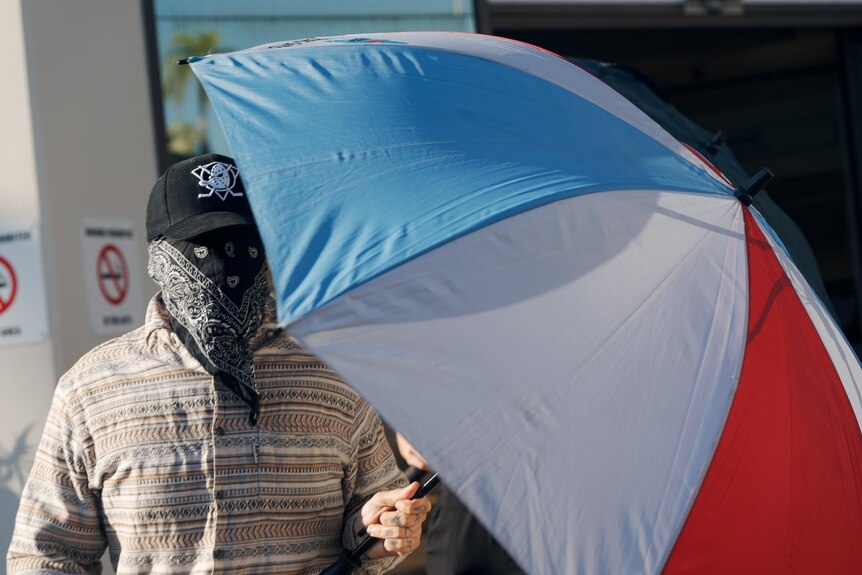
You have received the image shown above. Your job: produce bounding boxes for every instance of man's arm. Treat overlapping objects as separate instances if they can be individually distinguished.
[7,382,107,575]
[341,400,430,573]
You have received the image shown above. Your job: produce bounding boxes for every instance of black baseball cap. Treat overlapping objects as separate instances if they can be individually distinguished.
[146,153,257,241]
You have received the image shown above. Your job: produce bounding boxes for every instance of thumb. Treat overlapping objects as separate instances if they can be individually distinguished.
[375,481,420,508]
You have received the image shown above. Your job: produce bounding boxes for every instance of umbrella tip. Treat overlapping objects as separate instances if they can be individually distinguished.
[734,168,774,206]
[177,57,191,66]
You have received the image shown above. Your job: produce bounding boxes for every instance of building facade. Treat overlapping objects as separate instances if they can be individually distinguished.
[2,1,861,572]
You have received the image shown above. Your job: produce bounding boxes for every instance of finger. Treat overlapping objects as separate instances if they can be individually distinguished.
[361,502,390,530]
[366,524,417,540]
[379,510,424,528]
[362,484,411,525]
[384,536,418,556]
[373,481,420,508]
[394,496,431,514]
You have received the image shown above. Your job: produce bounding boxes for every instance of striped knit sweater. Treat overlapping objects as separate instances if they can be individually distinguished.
[8,295,405,575]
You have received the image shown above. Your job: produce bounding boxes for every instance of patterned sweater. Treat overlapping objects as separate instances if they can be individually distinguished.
[8,296,405,575]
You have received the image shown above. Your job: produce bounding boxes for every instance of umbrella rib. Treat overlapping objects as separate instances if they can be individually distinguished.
[653,203,746,573]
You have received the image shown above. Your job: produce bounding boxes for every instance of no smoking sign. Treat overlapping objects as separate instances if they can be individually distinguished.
[0,224,50,347]
[0,256,17,315]
[81,219,143,334]
[97,244,129,306]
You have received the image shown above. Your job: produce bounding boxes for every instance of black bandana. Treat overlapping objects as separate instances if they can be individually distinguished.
[147,228,269,423]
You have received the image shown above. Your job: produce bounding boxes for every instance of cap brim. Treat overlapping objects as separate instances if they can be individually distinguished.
[158,211,256,240]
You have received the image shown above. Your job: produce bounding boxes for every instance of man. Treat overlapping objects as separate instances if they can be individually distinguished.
[8,154,429,574]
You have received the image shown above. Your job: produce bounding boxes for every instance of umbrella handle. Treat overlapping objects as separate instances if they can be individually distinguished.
[319,549,362,575]
[404,465,428,483]
[320,472,441,575]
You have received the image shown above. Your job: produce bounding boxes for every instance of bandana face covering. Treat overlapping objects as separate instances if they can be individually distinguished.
[147,227,269,423]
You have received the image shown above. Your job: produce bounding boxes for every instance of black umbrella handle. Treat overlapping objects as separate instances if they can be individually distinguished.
[319,548,362,575]
[320,471,440,575]
[404,465,428,483]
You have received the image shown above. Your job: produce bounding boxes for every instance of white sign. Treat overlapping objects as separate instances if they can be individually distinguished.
[0,223,50,347]
[81,219,144,335]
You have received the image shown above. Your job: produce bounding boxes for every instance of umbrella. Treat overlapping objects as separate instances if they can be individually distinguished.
[189,33,862,574]
[570,58,835,317]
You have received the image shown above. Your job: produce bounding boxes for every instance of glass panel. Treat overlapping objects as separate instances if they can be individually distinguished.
[152,0,475,163]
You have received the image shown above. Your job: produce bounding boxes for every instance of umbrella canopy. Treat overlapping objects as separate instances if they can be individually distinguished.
[189,33,862,574]
[571,58,835,317]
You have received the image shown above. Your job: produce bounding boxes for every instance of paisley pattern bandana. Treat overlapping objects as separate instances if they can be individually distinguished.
[147,237,269,422]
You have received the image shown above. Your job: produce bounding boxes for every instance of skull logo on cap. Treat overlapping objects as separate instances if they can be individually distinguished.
[192,162,243,201]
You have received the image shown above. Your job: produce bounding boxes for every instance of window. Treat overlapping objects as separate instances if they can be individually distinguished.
[147,0,475,166]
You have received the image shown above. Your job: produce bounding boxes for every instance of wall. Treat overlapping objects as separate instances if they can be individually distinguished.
[25,0,157,371]
[0,0,158,569]
[0,0,57,563]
